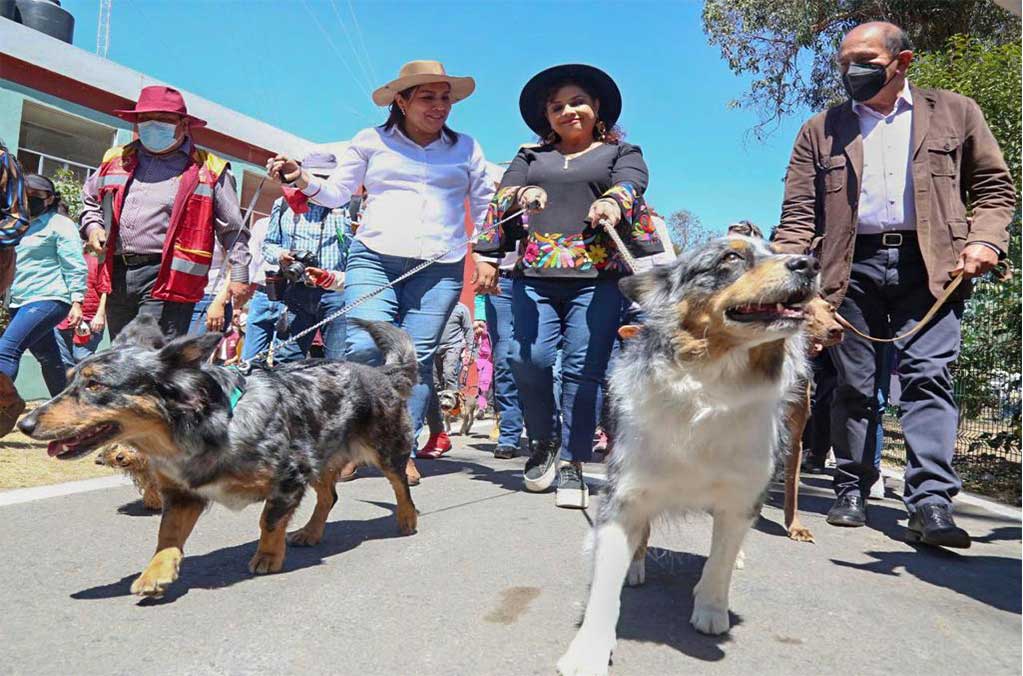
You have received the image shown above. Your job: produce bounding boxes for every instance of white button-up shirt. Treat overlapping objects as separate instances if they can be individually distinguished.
[853,80,916,234]
[302,125,493,263]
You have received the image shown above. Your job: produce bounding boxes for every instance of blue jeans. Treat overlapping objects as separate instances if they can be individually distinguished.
[280,284,346,361]
[484,276,525,448]
[342,240,464,453]
[55,327,103,370]
[241,290,300,363]
[509,277,623,463]
[188,293,233,336]
[0,300,71,396]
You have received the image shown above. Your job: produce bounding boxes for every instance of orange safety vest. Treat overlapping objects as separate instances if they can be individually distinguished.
[94,141,228,303]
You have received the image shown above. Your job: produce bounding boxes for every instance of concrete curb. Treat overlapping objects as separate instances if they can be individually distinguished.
[0,475,131,507]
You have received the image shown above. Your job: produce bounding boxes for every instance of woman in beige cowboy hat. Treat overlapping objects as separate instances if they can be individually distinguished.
[266,60,494,486]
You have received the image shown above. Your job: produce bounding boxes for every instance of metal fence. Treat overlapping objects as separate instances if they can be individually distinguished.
[881,273,1022,505]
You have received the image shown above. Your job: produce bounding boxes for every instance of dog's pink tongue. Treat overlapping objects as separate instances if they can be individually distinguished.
[47,441,66,457]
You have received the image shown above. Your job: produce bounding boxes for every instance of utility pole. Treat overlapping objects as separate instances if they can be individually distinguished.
[96,0,112,58]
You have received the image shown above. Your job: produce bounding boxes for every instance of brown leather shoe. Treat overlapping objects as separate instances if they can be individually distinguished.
[0,372,25,438]
[337,461,359,482]
[406,458,421,486]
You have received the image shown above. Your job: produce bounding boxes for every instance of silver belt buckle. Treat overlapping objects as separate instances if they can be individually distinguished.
[881,232,903,247]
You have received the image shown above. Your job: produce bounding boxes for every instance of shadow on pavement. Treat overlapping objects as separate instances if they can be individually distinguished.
[831,548,1022,615]
[615,546,737,662]
[70,506,409,605]
[116,500,161,517]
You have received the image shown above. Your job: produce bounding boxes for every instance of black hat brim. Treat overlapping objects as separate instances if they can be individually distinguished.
[518,64,622,137]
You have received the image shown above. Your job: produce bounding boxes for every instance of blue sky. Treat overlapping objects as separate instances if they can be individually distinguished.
[62,0,813,234]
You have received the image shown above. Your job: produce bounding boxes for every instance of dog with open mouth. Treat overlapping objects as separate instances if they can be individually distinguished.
[557,236,818,676]
[18,315,420,599]
[95,445,162,511]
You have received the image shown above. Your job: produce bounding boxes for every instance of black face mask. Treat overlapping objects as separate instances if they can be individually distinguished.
[28,196,53,217]
[841,57,898,102]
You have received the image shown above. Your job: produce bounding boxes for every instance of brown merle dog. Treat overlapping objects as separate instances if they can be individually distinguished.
[18,316,419,598]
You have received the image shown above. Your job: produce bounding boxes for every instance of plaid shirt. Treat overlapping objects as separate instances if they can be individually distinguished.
[0,144,30,248]
[261,197,352,273]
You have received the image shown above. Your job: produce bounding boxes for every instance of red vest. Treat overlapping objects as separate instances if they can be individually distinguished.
[95,141,228,303]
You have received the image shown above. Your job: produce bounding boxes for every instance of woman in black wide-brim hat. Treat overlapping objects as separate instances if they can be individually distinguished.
[474,64,663,509]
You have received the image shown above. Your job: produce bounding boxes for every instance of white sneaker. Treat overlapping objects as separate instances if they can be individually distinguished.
[868,476,886,500]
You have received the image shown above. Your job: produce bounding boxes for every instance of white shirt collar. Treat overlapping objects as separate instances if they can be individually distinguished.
[382,123,449,149]
[853,79,913,120]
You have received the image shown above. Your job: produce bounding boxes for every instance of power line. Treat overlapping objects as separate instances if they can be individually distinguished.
[299,0,377,113]
[326,0,376,94]
[345,0,378,83]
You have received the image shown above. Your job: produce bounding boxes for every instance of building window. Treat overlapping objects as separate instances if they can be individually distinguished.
[17,148,96,181]
[17,100,116,180]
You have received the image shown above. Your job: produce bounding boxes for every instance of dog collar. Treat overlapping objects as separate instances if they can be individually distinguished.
[228,386,244,411]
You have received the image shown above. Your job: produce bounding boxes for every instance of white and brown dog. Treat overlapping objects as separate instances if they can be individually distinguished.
[557,236,818,675]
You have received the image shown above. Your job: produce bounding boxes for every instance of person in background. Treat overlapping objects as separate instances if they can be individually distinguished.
[242,214,300,365]
[263,152,352,361]
[421,301,474,458]
[54,250,107,368]
[473,317,494,415]
[0,140,30,435]
[80,85,251,339]
[0,175,86,418]
[187,241,232,335]
[267,61,493,486]
[774,21,1015,547]
[474,64,663,509]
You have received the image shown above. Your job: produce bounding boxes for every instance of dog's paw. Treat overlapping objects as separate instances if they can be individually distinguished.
[734,549,746,570]
[131,547,182,597]
[248,550,285,575]
[556,633,614,676]
[397,504,418,535]
[626,558,645,587]
[690,601,730,635]
[787,523,815,543]
[286,528,323,547]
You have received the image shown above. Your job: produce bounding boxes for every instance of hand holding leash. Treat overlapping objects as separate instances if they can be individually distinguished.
[517,186,547,214]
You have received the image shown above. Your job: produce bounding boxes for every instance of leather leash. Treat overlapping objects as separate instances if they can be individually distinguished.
[835,260,1012,344]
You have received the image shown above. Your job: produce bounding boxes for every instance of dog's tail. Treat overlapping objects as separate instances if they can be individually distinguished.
[350,319,418,398]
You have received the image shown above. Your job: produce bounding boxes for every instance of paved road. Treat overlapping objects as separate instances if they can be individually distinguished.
[1,427,1020,675]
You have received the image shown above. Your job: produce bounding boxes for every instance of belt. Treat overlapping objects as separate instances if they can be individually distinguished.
[115,253,162,267]
[856,231,916,248]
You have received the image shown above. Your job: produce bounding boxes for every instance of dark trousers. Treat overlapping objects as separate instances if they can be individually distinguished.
[107,259,194,340]
[804,353,836,464]
[829,238,963,512]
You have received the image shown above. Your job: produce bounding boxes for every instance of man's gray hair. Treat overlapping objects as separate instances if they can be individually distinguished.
[884,26,912,56]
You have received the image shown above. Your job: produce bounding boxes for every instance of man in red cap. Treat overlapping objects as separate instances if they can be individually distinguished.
[80,85,251,338]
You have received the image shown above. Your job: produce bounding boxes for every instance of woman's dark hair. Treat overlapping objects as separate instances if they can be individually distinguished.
[537,77,624,145]
[25,173,62,214]
[380,85,459,144]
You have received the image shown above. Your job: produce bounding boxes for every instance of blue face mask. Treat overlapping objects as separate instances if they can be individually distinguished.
[137,120,180,153]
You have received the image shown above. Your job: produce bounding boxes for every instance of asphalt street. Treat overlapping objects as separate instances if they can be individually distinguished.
[1,426,1020,675]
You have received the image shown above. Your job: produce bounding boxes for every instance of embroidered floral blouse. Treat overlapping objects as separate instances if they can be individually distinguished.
[475,142,662,278]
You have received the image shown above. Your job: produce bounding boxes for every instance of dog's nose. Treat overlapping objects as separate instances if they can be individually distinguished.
[16,415,35,436]
[115,452,126,464]
[828,326,844,339]
[786,255,820,275]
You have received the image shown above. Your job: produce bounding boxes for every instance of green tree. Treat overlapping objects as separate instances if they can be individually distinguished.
[51,167,85,223]
[702,0,1019,138]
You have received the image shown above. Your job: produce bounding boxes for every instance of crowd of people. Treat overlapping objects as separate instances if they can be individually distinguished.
[0,20,1014,546]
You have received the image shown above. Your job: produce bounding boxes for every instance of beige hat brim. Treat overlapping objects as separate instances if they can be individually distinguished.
[372,75,476,106]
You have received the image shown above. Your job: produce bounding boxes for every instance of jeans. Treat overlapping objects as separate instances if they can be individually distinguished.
[0,300,71,396]
[188,292,233,336]
[829,239,963,512]
[342,240,464,454]
[485,276,525,448]
[107,260,194,340]
[509,277,623,463]
[241,290,300,364]
[55,327,103,369]
[280,284,347,361]
[426,344,464,435]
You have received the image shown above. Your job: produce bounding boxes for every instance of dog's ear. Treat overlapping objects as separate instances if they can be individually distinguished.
[112,315,167,351]
[156,332,223,370]
[619,265,674,308]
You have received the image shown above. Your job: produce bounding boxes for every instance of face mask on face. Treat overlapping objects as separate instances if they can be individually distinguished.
[137,120,181,153]
[27,196,53,218]
[841,56,898,102]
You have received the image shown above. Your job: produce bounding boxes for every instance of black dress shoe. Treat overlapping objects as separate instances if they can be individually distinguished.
[906,504,971,549]
[826,494,867,527]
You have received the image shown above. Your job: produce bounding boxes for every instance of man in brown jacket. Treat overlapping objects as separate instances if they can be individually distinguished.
[774,21,1015,548]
